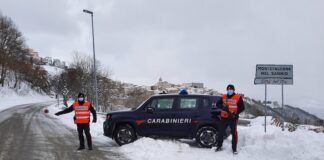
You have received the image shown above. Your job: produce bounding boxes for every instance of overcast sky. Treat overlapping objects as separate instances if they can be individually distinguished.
[1,0,323,117]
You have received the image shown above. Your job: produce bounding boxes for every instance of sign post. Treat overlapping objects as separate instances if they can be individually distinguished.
[264,83,267,133]
[281,82,284,131]
[254,64,293,133]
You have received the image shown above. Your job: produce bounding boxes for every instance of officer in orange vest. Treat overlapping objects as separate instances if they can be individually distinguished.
[55,92,97,150]
[215,84,244,154]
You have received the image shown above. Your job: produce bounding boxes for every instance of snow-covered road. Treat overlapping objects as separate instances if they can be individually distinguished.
[0,103,126,160]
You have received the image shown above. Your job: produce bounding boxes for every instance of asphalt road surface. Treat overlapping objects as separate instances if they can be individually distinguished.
[0,102,126,160]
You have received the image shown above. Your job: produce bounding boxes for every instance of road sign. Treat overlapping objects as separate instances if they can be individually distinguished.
[254,64,294,133]
[255,64,293,79]
[254,64,293,85]
[254,78,293,85]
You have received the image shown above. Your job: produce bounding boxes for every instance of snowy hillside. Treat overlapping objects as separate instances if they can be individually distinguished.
[293,99,324,120]
[243,97,323,126]
[267,100,324,120]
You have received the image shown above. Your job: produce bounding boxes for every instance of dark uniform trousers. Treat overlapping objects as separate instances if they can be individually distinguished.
[77,124,92,148]
[217,118,238,151]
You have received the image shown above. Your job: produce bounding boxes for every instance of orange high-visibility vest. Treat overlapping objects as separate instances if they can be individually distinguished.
[72,101,91,124]
[220,94,240,119]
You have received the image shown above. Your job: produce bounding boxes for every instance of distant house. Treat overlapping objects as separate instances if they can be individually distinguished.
[26,48,39,58]
[61,61,66,68]
[150,78,209,95]
[192,82,204,88]
[32,57,42,65]
[53,59,66,68]
[183,82,204,89]
[166,88,179,94]
[23,48,44,65]
[151,85,158,90]
[155,77,173,91]
[43,57,53,65]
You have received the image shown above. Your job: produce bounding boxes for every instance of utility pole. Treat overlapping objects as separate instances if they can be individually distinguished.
[83,9,99,111]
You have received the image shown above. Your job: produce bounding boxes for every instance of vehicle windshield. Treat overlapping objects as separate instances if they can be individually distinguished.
[134,97,151,110]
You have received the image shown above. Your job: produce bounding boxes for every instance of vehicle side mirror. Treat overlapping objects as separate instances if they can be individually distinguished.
[146,107,154,113]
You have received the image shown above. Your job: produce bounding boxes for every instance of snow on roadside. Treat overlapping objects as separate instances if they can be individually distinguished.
[120,117,324,160]
[0,84,53,112]
[46,102,324,160]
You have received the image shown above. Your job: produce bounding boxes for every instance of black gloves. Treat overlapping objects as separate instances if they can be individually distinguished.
[92,118,97,123]
[231,112,238,119]
[55,112,60,116]
[224,106,230,113]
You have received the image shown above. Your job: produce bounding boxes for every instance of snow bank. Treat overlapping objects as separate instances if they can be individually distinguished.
[0,84,53,112]
[120,137,217,160]
[120,117,324,160]
[238,117,324,160]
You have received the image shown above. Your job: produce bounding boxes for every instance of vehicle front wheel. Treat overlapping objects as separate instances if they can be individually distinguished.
[114,124,137,146]
[196,126,218,148]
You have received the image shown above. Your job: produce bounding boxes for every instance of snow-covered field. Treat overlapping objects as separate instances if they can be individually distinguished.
[48,102,324,160]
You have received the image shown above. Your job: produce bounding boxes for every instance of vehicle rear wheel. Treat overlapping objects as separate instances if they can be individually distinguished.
[196,126,218,148]
[114,124,137,146]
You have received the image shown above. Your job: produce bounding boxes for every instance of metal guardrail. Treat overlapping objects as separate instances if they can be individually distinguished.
[238,119,251,126]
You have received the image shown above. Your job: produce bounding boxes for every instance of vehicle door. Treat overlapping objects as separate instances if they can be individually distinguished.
[137,96,176,136]
[172,96,200,137]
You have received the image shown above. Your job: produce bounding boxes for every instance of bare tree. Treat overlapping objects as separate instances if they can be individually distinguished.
[125,87,153,108]
[0,13,50,93]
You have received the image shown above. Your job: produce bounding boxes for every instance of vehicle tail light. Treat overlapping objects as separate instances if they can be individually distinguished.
[106,114,112,120]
